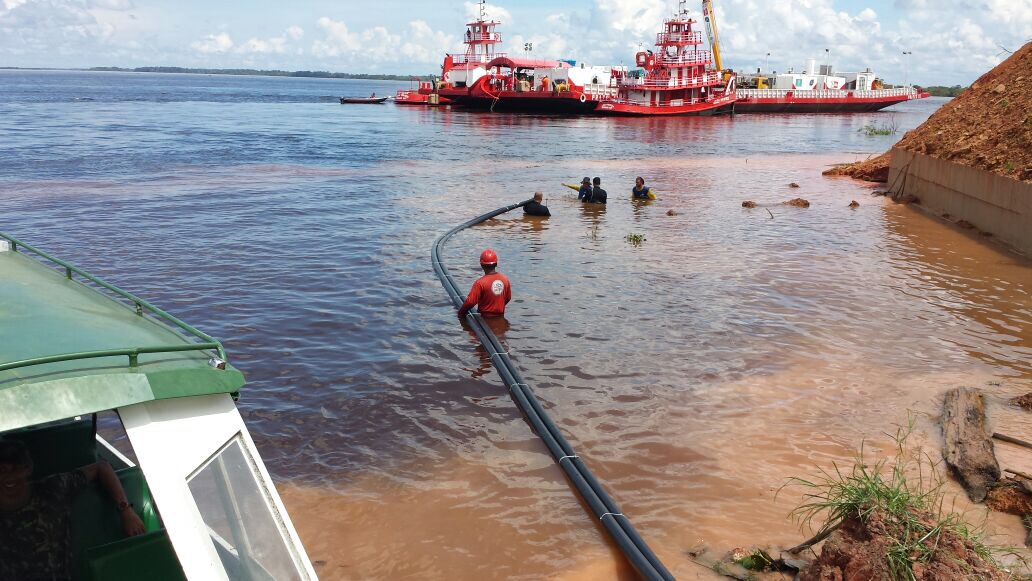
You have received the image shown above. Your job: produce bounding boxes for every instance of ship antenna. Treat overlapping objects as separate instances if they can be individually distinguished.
[678,0,687,15]
[479,0,486,20]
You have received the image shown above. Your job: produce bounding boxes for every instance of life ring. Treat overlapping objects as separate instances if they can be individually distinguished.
[579,94,587,103]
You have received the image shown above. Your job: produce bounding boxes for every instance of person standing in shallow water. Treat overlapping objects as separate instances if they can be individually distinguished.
[632,176,652,199]
[577,177,592,201]
[590,177,608,204]
[523,192,551,216]
[458,249,512,318]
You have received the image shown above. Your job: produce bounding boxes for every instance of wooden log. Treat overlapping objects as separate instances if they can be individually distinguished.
[941,387,1001,502]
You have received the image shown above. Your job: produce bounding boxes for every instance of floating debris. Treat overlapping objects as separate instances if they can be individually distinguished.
[666,209,680,216]
[783,198,810,208]
[849,200,860,208]
[624,232,646,246]
[741,200,757,208]
[789,182,800,188]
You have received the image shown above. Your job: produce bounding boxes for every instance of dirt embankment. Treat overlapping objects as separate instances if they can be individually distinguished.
[823,152,891,182]
[825,42,1032,184]
[894,42,1031,182]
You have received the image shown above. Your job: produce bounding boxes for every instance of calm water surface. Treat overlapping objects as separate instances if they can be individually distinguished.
[2,70,1030,579]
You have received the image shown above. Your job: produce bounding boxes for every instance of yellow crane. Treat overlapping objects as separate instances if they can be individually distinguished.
[700,0,724,72]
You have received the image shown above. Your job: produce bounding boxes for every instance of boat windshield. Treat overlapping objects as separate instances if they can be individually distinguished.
[188,435,304,581]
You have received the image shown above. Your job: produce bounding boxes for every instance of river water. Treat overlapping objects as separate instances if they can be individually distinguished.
[2,70,1030,579]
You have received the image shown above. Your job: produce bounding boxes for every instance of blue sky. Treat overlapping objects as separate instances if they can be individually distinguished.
[1,0,1029,85]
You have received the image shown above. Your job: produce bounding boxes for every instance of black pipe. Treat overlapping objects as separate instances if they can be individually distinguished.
[431,201,675,581]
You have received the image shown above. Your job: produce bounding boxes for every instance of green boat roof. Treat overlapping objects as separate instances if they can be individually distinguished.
[0,233,245,433]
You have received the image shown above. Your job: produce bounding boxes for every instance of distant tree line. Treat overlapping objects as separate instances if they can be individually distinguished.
[87,67,432,81]
[922,85,966,97]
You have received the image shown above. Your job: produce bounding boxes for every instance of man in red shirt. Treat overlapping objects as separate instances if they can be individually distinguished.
[458,249,511,318]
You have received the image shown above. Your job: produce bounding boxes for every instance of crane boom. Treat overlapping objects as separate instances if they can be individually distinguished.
[701,0,724,71]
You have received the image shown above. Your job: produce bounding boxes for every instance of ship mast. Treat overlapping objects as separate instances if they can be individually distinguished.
[462,0,501,65]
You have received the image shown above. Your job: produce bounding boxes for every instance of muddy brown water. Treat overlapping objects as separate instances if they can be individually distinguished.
[2,74,1029,579]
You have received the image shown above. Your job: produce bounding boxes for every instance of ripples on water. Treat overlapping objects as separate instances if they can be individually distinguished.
[2,70,1030,579]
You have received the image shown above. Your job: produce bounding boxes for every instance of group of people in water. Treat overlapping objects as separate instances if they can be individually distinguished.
[522,176,654,217]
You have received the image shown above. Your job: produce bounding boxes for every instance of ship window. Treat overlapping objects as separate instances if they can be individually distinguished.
[795,79,802,88]
[188,436,303,581]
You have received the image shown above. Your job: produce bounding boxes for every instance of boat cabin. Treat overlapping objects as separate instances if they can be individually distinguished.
[0,233,316,580]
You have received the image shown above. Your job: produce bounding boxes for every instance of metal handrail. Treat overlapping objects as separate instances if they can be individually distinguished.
[619,70,720,89]
[656,31,702,44]
[0,231,227,373]
[737,87,918,99]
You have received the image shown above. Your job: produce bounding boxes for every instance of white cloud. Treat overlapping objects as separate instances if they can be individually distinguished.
[191,31,233,54]
[286,25,303,40]
[311,17,454,66]
[464,1,510,23]
[87,0,134,10]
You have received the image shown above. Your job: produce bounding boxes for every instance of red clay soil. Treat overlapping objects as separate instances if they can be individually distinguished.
[986,478,1032,515]
[822,152,891,183]
[893,42,1032,182]
[800,511,1008,581]
[1012,392,1032,411]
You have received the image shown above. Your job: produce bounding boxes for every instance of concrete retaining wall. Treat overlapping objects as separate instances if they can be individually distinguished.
[889,148,1032,256]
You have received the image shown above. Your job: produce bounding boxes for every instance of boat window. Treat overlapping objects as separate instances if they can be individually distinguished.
[188,435,303,581]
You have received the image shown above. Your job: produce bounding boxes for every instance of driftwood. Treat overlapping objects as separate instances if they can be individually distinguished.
[993,432,1032,451]
[941,388,1001,502]
[1005,468,1032,482]
[786,520,844,554]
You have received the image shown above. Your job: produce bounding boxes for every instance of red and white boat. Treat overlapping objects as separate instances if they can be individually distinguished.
[395,82,449,105]
[735,60,929,113]
[596,3,735,116]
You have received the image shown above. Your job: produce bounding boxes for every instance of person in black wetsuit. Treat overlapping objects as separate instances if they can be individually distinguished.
[577,177,592,201]
[523,192,551,216]
[589,177,607,204]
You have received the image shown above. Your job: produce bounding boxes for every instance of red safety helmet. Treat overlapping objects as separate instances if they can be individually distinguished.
[479,248,498,266]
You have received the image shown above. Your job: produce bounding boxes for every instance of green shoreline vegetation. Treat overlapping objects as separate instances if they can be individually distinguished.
[0,66,432,81]
[923,85,966,97]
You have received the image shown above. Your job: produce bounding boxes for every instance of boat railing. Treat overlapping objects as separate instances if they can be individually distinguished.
[656,51,712,66]
[0,231,227,373]
[619,70,720,89]
[656,31,702,45]
[606,97,703,107]
[464,32,501,42]
[583,83,619,99]
[737,87,919,99]
[449,52,505,66]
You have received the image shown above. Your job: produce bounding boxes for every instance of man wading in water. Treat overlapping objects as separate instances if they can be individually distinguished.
[458,249,511,318]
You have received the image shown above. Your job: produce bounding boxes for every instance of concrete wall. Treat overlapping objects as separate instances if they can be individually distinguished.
[889,148,1032,256]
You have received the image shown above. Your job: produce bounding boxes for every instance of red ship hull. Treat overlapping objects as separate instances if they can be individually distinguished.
[735,89,930,113]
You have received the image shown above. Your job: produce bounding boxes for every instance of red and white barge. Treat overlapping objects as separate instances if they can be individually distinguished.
[735,60,929,113]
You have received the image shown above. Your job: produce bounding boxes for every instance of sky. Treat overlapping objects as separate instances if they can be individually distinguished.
[0,0,1029,85]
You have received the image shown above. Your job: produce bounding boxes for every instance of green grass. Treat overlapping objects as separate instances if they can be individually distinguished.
[781,416,1010,580]
[859,122,896,136]
[624,233,646,246]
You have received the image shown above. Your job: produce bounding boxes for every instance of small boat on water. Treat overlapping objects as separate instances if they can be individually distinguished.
[0,232,317,580]
[339,96,389,104]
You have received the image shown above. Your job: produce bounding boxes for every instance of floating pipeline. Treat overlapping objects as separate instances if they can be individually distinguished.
[431,200,675,581]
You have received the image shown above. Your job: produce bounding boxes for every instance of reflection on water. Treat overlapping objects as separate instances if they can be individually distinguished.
[2,72,1029,579]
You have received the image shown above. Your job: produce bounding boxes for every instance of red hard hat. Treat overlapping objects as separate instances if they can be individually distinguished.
[479,248,498,266]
